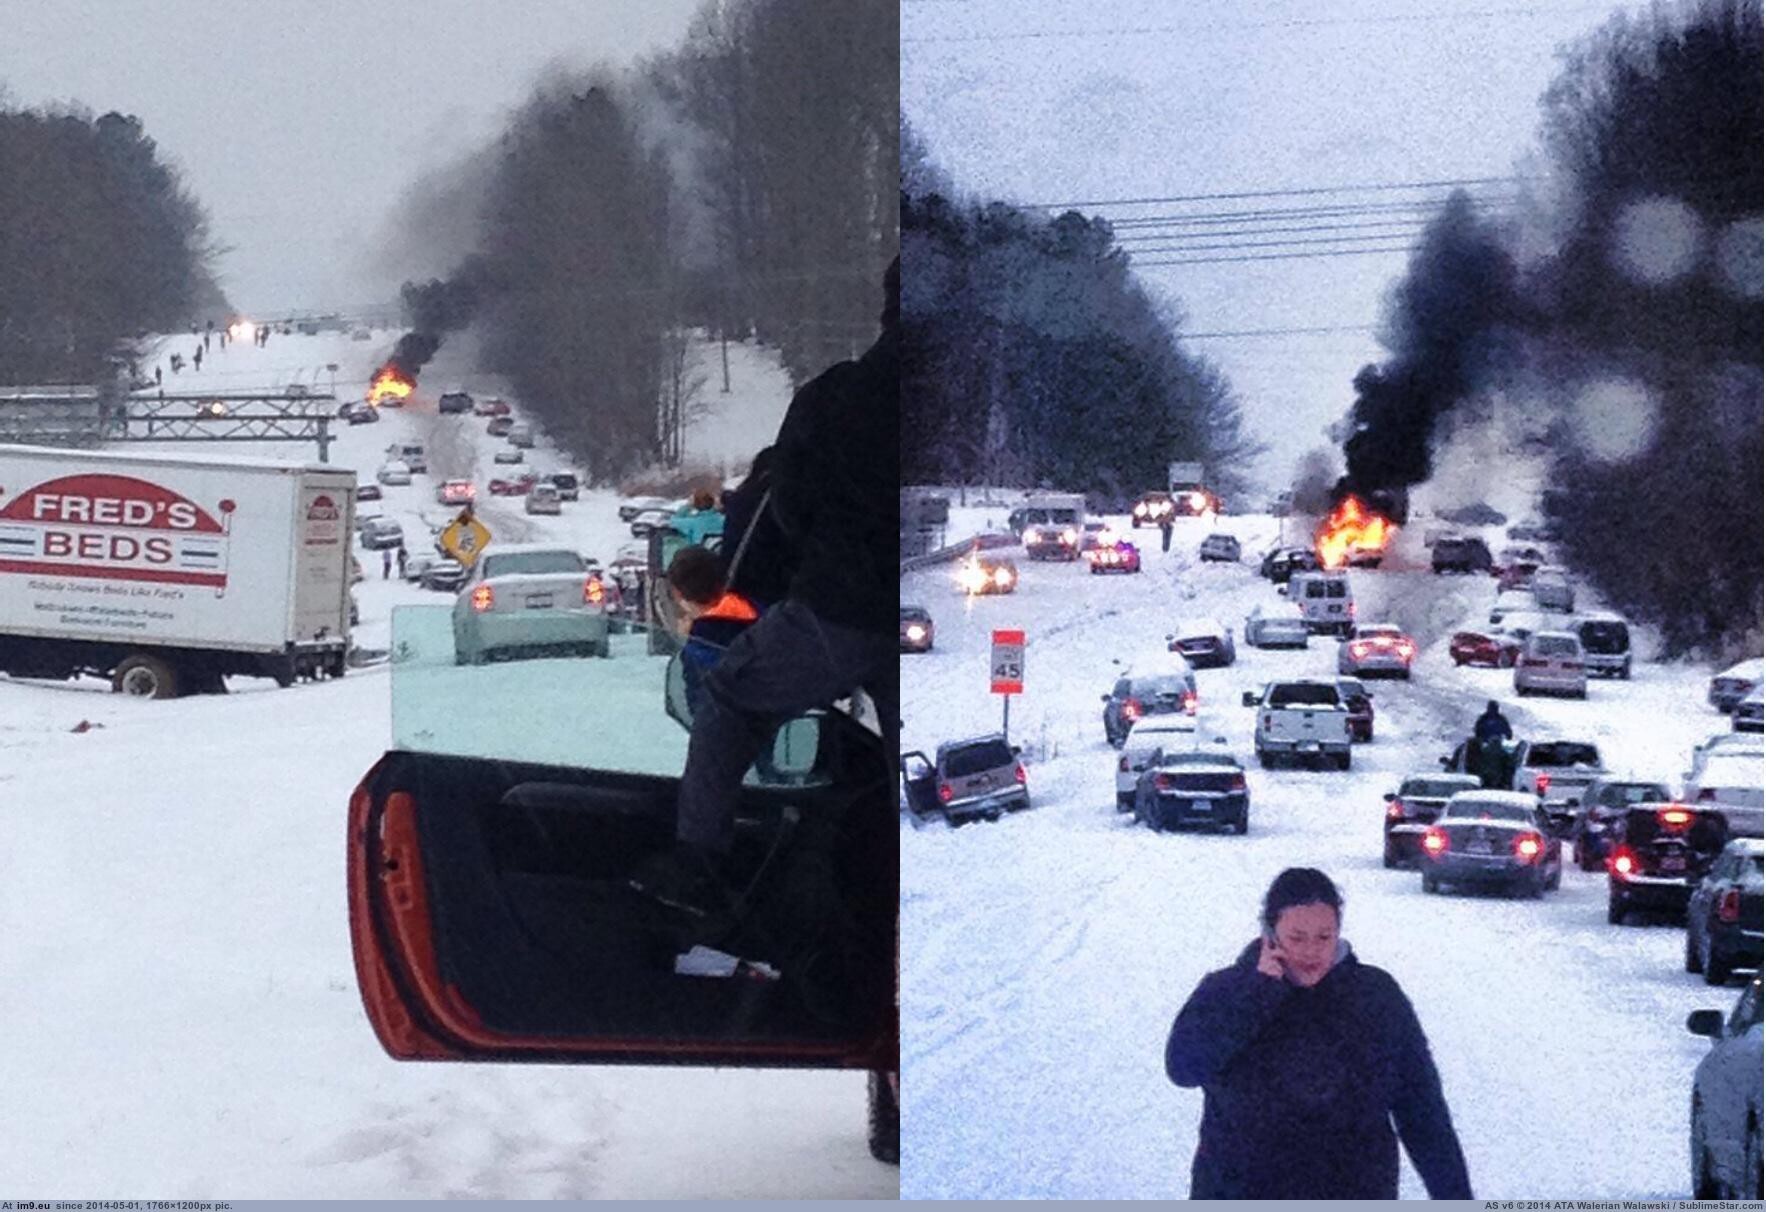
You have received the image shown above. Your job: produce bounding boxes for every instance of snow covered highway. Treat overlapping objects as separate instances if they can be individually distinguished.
[900,513,1747,1200]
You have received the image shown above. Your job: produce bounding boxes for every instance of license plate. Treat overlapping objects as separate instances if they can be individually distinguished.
[1189,800,1211,813]
[1298,740,1320,753]
[525,593,554,609]
[1661,856,1686,872]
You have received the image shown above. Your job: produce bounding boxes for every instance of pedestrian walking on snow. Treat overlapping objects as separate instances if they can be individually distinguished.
[382,548,392,579]
[1166,867,1472,1200]
[1159,516,1174,553]
[396,545,407,579]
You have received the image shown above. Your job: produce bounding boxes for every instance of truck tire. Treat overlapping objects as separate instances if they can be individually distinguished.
[1704,946,1734,987]
[113,654,179,699]
[866,1070,899,1164]
[1336,752,1352,772]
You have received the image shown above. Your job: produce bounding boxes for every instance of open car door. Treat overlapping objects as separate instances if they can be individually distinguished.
[351,604,898,1158]
[901,750,938,819]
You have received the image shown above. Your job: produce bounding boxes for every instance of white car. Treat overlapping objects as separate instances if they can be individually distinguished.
[1735,688,1764,734]
[1530,565,1575,612]
[493,449,525,465]
[1116,714,1200,809]
[375,460,412,486]
[1244,604,1308,650]
[452,545,611,665]
[618,495,671,523]
[1489,590,1538,625]
[1684,751,1766,840]
[525,482,562,515]
[1338,623,1415,678]
[1513,631,1588,698]
[1711,658,1764,714]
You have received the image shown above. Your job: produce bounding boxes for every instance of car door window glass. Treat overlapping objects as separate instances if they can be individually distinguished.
[1727,982,1761,1035]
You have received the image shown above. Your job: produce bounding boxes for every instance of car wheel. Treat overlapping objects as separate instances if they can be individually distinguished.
[1383,844,1399,870]
[1258,751,1274,770]
[866,1071,899,1165]
[1422,872,1440,894]
[1686,925,1704,974]
[1608,890,1627,925]
[1693,1100,1720,1200]
[1233,814,1248,836]
[1336,752,1352,772]
[112,653,180,699]
[1546,862,1561,891]
[1704,944,1734,987]
[1575,688,1588,700]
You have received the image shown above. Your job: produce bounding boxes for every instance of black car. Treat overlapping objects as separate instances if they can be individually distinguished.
[438,390,474,414]
[1573,778,1674,871]
[345,403,381,425]
[1132,751,1249,834]
[1686,839,1764,986]
[1260,546,1319,584]
[1432,536,1493,574]
[1101,670,1198,747]
[549,472,580,501]
[900,605,934,654]
[1607,804,1731,924]
[1382,774,1482,868]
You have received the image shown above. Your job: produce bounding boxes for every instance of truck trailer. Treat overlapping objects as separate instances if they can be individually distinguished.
[0,444,356,698]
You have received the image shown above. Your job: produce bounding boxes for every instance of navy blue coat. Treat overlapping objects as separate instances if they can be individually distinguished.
[1166,942,1472,1200]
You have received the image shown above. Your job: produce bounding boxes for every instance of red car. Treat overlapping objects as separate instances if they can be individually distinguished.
[1086,539,1142,575]
[488,474,538,496]
[1450,630,1519,668]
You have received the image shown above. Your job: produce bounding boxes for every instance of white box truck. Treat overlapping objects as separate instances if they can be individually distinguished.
[0,444,356,698]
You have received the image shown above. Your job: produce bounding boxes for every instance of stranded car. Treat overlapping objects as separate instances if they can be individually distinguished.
[1709,658,1763,714]
[1198,533,1242,564]
[451,545,611,664]
[437,389,474,415]
[1101,665,1198,748]
[899,605,934,654]
[355,483,383,502]
[489,474,539,496]
[525,483,563,515]
[901,735,1028,824]
[1166,617,1235,668]
[1132,749,1249,834]
[1684,977,1763,1200]
[1116,715,1201,810]
[493,449,526,465]
[1243,604,1309,650]
[436,479,476,506]
[1337,623,1415,679]
[1513,631,1588,698]
[1574,778,1675,871]
[1382,773,1483,868]
[1431,535,1493,574]
[1606,804,1730,924]
[359,517,405,551]
[1419,791,1563,898]
[486,416,516,437]
[1574,612,1632,679]
[376,460,412,486]
[1686,838,1765,987]
[1736,689,1765,734]
[1449,629,1519,669]
[957,552,1018,596]
[1086,534,1142,574]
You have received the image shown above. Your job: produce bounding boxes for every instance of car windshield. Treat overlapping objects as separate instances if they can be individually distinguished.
[481,550,584,578]
[1132,675,1190,698]
[1534,636,1579,656]
[1596,783,1671,805]
[1268,683,1337,708]
[1401,779,1478,799]
[1445,799,1531,823]
[1528,742,1600,767]
[945,740,1013,776]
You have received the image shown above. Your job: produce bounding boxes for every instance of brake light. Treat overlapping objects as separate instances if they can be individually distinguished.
[1348,601,1357,618]
[1262,714,1273,733]
[1610,848,1636,877]
[1227,774,1246,792]
[1535,773,1551,795]
[1351,641,1370,657]
[1718,889,1742,923]
[583,576,605,605]
[1387,799,1405,820]
[1397,640,1415,657]
[1014,764,1027,785]
[1124,700,1142,721]
[471,584,494,612]
[1514,833,1542,862]
[1183,694,1198,716]
[1154,774,1174,791]
[1658,807,1692,829]
[1422,828,1448,856]
[937,782,953,803]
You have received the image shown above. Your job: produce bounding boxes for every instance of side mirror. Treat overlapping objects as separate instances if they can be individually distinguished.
[1101,694,1112,703]
[1010,745,1022,757]
[1438,755,1453,770]
[1276,585,1288,596]
[1686,1009,1724,1040]
[1382,792,1396,802]
[1241,691,1259,708]
[1164,634,1174,643]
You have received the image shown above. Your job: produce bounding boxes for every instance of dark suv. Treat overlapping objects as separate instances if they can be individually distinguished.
[1686,839,1764,986]
[1102,670,1198,747]
[438,390,474,414]
[1573,778,1673,870]
[1607,805,1731,924]
[1382,774,1482,867]
[1432,536,1493,574]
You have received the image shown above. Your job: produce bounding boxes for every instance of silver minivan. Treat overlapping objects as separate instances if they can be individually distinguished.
[1514,630,1587,698]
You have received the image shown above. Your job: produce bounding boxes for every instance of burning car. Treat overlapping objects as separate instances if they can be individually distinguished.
[367,366,414,407]
[1314,496,1394,571]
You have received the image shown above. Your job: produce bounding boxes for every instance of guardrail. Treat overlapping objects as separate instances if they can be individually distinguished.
[900,534,983,574]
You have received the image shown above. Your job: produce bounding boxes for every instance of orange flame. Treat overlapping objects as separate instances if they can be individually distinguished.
[1314,495,1394,569]
[367,366,414,404]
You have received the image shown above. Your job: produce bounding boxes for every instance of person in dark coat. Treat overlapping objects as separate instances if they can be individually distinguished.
[666,544,761,715]
[1473,700,1512,743]
[1166,868,1473,1200]
[631,255,898,915]
[1158,515,1174,553]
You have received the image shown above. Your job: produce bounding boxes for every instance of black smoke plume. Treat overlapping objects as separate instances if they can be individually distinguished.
[385,255,502,380]
[1334,191,1518,523]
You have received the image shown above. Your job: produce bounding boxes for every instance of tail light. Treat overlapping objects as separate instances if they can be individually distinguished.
[1387,799,1405,820]
[1610,848,1637,877]
[1718,889,1742,923]
[1514,833,1543,862]
[1350,641,1370,657]
[937,782,953,803]
[1262,714,1273,733]
[1658,807,1692,830]
[1013,764,1027,785]
[1123,700,1142,721]
[1227,774,1247,791]
[583,576,605,605]
[1397,640,1415,657]
[1534,773,1551,796]
[471,584,494,612]
[1154,774,1174,791]
[1422,828,1448,856]
[1183,694,1198,716]
[1348,601,1357,619]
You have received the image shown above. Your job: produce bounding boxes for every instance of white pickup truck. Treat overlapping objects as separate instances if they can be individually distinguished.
[1243,678,1353,770]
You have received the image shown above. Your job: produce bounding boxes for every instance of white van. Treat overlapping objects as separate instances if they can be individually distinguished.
[1283,570,1355,637]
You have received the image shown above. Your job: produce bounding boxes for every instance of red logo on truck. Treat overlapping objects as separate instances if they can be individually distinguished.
[0,473,234,590]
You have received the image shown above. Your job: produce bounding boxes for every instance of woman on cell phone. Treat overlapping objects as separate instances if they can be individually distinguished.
[1165,868,1473,1200]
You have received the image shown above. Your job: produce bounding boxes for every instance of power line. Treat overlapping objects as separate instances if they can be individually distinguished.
[1173,323,1379,340]
[1133,243,1420,266]
[1102,195,1519,229]
[1028,174,1534,212]
[1113,217,1468,243]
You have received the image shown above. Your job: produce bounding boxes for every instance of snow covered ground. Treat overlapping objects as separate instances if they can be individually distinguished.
[899,513,1750,1200]
[0,328,894,1198]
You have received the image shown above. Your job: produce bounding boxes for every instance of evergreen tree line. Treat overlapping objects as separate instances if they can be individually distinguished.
[900,141,1265,507]
[423,0,897,483]
[0,105,223,386]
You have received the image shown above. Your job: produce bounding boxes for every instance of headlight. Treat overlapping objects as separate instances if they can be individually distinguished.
[993,568,1012,586]
[1062,528,1078,544]
[905,624,926,641]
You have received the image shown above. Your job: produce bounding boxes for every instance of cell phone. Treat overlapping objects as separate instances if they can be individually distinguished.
[1261,924,1279,948]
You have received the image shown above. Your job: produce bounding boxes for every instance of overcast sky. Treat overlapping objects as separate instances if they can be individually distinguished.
[903,0,1649,489]
[0,0,701,316]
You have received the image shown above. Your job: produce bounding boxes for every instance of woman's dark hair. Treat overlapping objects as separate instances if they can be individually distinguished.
[1261,867,1343,929]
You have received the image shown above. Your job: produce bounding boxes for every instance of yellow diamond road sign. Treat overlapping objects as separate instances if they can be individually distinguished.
[440,510,491,567]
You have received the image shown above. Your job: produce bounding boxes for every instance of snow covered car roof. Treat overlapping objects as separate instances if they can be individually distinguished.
[1169,617,1227,641]
[1718,657,1764,681]
[1440,790,1542,818]
[1125,716,1198,740]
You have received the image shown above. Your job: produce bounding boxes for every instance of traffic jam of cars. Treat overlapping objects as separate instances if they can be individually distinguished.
[901,482,1764,1200]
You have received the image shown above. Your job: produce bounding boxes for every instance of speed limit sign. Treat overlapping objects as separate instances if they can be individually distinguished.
[990,629,1025,695]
